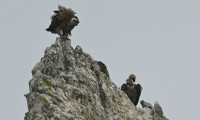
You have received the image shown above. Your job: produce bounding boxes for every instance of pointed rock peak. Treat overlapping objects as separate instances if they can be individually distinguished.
[25,37,169,120]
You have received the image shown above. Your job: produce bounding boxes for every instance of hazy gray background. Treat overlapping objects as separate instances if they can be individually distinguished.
[0,0,199,119]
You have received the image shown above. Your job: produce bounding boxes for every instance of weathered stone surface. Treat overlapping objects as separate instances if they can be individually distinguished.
[25,37,168,120]
[138,100,168,120]
[153,101,169,120]
[141,100,153,109]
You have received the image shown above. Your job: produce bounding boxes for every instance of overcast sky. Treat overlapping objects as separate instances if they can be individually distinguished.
[1,0,200,120]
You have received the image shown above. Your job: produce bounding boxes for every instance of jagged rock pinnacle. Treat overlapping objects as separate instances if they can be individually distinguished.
[25,37,168,120]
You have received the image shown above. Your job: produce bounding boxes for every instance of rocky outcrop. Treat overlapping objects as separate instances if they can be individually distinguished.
[25,37,168,120]
[138,100,168,120]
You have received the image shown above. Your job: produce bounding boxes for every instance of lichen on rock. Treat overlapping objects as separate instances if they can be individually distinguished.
[25,37,168,120]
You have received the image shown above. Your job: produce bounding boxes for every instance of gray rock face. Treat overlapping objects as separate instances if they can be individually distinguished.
[154,101,168,120]
[141,100,153,109]
[25,37,168,120]
[139,100,168,120]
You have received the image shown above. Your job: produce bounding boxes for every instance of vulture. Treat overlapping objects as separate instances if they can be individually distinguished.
[46,5,79,38]
[121,74,142,106]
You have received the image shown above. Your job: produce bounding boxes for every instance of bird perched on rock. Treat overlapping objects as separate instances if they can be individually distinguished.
[46,5,79,38]
[97,61,110,78]
[121,74,142,106]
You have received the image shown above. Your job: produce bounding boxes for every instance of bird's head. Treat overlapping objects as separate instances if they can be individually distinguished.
[69,16,79,26]
[129,74,136,82]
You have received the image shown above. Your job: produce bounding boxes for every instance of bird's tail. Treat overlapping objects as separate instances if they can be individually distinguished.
[46,28,51,31]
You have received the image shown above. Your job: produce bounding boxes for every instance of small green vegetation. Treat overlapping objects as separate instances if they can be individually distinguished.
[89,111,95,118]
[42,97,47,104]
[156,112,164,118]
[103,77,111,88]
[81,109,95,119]
[112,95,116,102]
[126,117,131,120]
[43,79,52,90]
[81,110,86,116]
[52,100,58,106]
[80,96,88,106]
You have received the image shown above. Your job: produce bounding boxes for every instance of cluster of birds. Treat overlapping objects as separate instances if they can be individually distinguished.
[47,5,142,106]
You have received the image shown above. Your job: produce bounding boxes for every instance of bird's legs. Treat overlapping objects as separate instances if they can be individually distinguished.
[60,31,70,40]
[60,35,69,40]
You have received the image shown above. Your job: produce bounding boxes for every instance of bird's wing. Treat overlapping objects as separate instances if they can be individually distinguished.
[121,84,127,91]
[136,84,142,97]
[46,15,63,31]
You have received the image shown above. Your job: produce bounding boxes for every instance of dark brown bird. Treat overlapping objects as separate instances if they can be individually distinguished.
[121,74,142,106]
[97,61,110,78]
[46,5,79,38]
